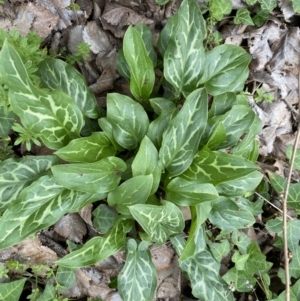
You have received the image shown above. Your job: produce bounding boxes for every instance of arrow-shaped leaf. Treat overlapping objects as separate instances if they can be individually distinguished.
[129,201,184,244]
[118,239,157,301]
[158,88,208,176]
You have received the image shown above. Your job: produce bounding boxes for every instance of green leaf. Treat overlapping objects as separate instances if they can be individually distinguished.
[210,0,232,21]
[147,109,177,149]
[269,172,300,210]
[132,136,161,194]
[200,45,251,95]
[270,278,300,301]
[129,201,185,244]
[163,0,206,96]
[118,239,157,301]
[292,0,300,13]
[209,240,231,262]
[253,8,269,26]
[208,92,237,117]
[0,175,103,249]
[181,149,258,185]
[51,157,126,194]
[107,175,153,215]
[223,267,256,292]
[98,117,124,151]
[156,0,170,4]
[234,8,254,25]
[258,0,277,11]
[56,266,76,290]
[209,197,255,231]
[286,144,300,169]
[166,177,219,206]
[205,122,226,150]
[135,24,157,67]
[107,93,149,150]
[117,49,130,82]
[231,252,249,270]
[57,219,133,268]
[157,14,178,56]
[215,171,263,197]
[36,285,56,301]
[54,132,116,163]
[158,88,208,177]
[92,204,118,234]
[123,26,155,100]
[0,278,26,301]
[231,230,251,254]
[0,41,84,150]
[0,155,59,211]
[39,57,99,119]
[180,250,234,301]
[0,106,15,137]
[149,98,176,115]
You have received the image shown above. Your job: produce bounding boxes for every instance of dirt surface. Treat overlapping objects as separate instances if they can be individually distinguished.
[1,0,300,300]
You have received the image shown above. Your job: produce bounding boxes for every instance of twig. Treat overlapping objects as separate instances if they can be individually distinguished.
[254,192,294,221]
[282,73,300,301]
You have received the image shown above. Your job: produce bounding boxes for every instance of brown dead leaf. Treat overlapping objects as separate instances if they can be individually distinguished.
[15,236,57,265]
[83,21,113,54]
[54,213,87,243]
[101,3,154,38]
[90,68,116,94]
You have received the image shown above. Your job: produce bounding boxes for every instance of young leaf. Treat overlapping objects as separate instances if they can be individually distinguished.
[234,8,254,26]
[132,136,161,194]
[166,177,219,206]
[118,239,157,301]
[258,0,277,11]
[129,201,185,244]
[36,285,56,300]
[92,204,118,234]
[149,98,176,115]
[123,26,155,101]
[209,0,232,21]
[107,175,153,215]
[163,0,206,96]
[57,219,133,268]
[0,155,59,211]
[199,44,252,95]
[39,57,99,119]
[0,175,103,250]
[54,132,116,163]
[158,88,208,177]
[56,266,76,290]
[107,93,149,150]
[181,149,258,185]
[0,278,26,301]
[0,41,84,150]
[269,172,300,211]
[51,157,126,194]
[209,197,255,231]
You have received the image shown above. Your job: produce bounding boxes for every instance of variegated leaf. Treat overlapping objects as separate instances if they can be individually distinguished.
[209,197,255,231]
[0,175,104,250]
[129,201,184,244]
[54,132,116,163]
[166,177,219,206]
[0,106,15,137]
[92,204,118,234]
[123,26,155,101]
[51,157,126,194]
[181,149,258,185]
[107,93,149,150]
[158,88,208,177]
[199,44,252,96]
[163,0,206,96]
[149,98,176,115]
[39,57,99,119]
[132,136,161,194]
[107,175,153,215]
[118,239,157,301]
[0,41,84,150]
[57,219,133,268]
[0,156,59,211]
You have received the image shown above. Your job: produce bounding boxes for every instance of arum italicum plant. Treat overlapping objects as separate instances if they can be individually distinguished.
[0,0,274,300]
